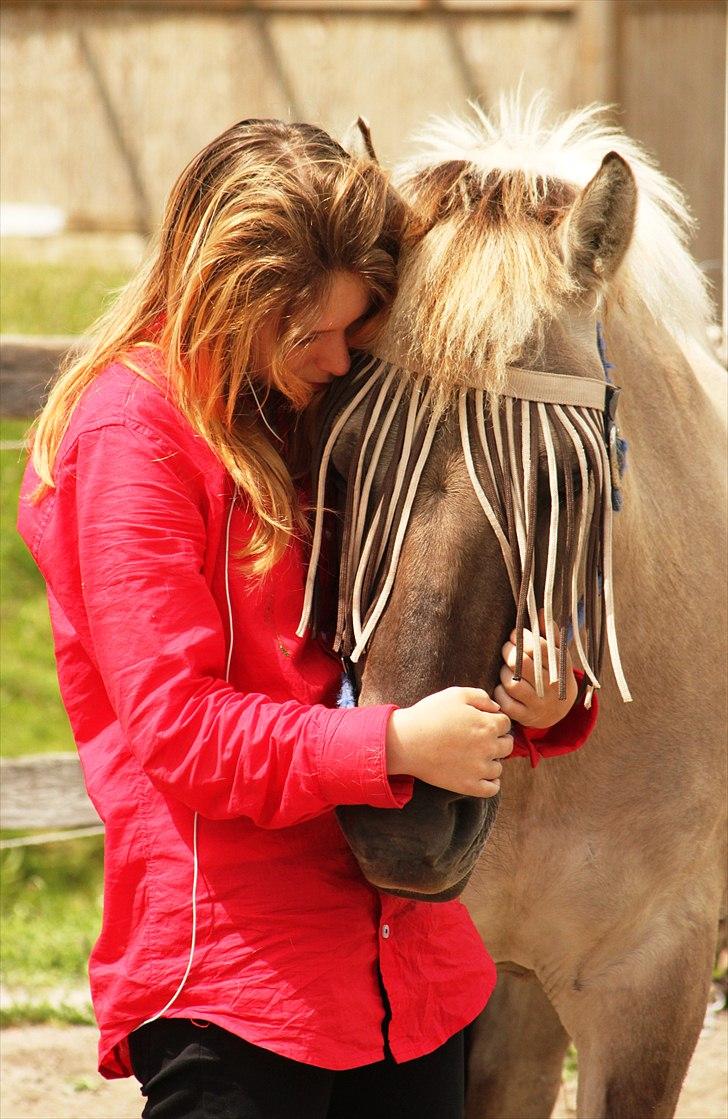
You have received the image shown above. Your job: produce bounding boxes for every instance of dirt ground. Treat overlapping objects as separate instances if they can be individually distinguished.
[0,1013,725,1119]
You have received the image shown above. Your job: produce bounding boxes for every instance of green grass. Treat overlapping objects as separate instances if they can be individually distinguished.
[1,418,75,757]
[0,253,134,1022]
[1,252,134,755]
[0,1002,94,1028]
[0,256,132,1022]
[0,256,131,335]
[0,836,103,1019]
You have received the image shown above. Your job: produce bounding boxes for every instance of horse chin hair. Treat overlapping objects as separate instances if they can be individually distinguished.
[374,873,474,903]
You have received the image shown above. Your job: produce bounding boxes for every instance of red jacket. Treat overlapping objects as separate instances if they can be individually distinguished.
[18,350,596,1077]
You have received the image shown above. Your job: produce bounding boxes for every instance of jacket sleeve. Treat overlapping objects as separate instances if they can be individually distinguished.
[510,670,598,767]
[54,422,412,827]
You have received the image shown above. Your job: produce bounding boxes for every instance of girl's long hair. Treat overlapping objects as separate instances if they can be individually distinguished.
[31,119,409,573]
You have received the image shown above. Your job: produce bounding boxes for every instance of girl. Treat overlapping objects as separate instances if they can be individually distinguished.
[18,119,595,1119]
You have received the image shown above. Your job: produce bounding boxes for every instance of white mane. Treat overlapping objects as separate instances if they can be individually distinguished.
[394,93,717,355]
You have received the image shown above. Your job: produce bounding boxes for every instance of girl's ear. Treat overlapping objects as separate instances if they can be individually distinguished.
[341,117,379,163]
[561,151,637,289]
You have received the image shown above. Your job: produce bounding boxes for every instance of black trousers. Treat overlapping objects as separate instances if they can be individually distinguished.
[129,1017,466,1119]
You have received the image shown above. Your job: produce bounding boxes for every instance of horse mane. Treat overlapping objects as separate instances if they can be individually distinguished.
[375,93,716,395]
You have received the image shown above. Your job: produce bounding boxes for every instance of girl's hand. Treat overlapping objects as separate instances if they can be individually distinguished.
[386,687,513,799]
[494,623,578,729]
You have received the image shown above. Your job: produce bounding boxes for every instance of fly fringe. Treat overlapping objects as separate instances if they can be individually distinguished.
[297,355,631,705]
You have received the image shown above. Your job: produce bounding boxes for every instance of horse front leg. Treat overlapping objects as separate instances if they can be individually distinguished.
[466,966,569,1119]
[552,917,717,1119]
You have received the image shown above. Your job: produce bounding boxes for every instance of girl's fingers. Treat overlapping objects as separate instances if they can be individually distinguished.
[511,620,575,674]
[493,684,529,722]
[458,687,502,713]
[509,628,542,655]
[504,634,573,685]
[493,711,513,737]
[500,645,572,700]
[535,610,564,647]
[493,731,515,759]
[510,623,563,653]
[499,662,535,702]
[502,641,536,687]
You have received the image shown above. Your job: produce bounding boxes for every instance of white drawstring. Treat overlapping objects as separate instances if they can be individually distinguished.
[140,490,237,1026]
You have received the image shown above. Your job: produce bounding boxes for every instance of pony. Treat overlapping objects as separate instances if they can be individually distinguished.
[304,97,727,1117]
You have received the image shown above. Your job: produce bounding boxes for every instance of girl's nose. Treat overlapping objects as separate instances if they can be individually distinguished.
[318,333,351,377]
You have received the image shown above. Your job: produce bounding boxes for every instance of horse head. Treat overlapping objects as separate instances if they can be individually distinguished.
[302,104,642,900]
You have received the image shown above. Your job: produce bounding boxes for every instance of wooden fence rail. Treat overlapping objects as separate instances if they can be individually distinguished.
[0,753,102,848]
[0,335,77,417]
[1,337,97,849]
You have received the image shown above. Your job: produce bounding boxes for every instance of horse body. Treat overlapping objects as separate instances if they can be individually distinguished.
[327,99,726,1116]
[465,299,726,1118]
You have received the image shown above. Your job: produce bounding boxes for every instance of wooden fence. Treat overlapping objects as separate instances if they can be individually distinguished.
[1,336,92,848]
[1,0,724,305]
[0,336,76,418]
[0,754,102,848]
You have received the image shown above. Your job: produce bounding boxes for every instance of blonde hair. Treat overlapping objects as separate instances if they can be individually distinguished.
[376,162,578,402]
[32,119,409,572]
[383,96,716,394]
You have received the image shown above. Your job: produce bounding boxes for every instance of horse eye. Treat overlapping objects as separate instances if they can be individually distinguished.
[559,467,583,501]
[539,465,582,505]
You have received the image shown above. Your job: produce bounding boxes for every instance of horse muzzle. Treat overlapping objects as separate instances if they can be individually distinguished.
[336,782,498,901]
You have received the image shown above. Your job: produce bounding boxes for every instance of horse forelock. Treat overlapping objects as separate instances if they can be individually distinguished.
[383,94,716,388]
[377,167,579,401]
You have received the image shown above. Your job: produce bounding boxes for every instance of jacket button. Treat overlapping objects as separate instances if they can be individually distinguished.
[381,924,390,939]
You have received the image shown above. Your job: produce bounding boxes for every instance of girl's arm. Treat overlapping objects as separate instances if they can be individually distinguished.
[31,422,412,828]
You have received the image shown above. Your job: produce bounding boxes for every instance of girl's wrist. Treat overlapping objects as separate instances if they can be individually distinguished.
[385,708,413,776]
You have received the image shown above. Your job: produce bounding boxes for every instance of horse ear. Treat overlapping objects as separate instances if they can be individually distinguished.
[562,152,637,288]
[341,117,379,163]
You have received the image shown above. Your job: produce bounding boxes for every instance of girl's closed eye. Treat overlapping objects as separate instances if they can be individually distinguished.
[346,310,379,349]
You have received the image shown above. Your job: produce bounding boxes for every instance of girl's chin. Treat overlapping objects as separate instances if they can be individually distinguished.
[289,384,327,412]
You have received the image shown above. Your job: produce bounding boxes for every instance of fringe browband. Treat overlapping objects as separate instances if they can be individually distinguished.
[297,354,631,708]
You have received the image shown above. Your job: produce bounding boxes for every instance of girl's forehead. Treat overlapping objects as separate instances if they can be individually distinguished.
[313,273,370,332]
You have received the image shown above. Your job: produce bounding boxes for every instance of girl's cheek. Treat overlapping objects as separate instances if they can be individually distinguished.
[281,348,311,380]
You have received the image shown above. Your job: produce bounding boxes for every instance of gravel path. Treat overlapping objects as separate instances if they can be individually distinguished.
[1,1014,725,1118]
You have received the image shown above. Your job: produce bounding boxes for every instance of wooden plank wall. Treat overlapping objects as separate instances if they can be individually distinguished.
[0,0,604,231]
[0,0,724,305]
[617,0,725,303]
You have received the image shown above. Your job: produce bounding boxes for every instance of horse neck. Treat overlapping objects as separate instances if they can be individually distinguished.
[602,295,726,637]
[602,298,725,460]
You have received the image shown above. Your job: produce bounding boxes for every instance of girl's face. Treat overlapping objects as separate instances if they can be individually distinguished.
[283,272,371,393]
